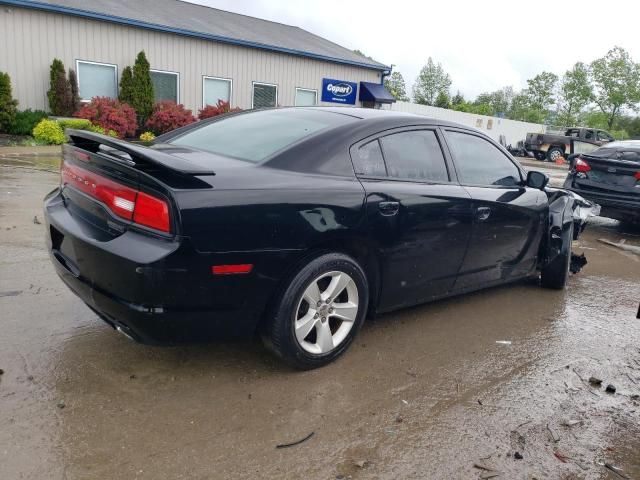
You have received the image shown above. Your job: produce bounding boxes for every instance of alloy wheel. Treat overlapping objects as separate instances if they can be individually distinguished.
[293,271,359,354]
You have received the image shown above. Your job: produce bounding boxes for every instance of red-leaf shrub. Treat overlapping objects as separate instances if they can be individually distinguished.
[198,100,242,120]
[74,97,137,138]
[145,101,196,135]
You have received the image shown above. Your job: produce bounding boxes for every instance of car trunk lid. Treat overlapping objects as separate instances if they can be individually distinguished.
[574,153,640,196]
[60,130,217,241]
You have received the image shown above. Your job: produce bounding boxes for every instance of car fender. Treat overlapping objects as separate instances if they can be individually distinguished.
[541,188,600,267]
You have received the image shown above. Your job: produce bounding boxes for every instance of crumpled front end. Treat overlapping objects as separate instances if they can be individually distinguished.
[542,188,600,272]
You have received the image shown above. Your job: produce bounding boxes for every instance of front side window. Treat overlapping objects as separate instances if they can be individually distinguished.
[150,70,179,103]
[380,130,449,182]
[170,109,353,163]
[253,82,277,109]
[295,88,317,106]
[203,76,232,106]
[446,131,521,186]
[76,60,117,100]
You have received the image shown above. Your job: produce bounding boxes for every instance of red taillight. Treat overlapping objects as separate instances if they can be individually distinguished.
[211,264,253,275]
[634,171,640,181]
[133,191,170,232]
[61,160,171,233]
[575,158,591,173]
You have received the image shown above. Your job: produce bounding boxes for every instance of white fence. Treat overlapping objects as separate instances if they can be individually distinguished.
[388,101,546,147]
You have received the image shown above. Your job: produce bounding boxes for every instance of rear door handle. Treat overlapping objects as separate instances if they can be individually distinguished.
[476,206,491,221]
[379,201,400,216]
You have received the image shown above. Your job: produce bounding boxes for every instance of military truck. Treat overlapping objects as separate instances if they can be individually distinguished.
[525,127,614,161]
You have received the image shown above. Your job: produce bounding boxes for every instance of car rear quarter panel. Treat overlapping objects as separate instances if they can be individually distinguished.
[176,167,367,253]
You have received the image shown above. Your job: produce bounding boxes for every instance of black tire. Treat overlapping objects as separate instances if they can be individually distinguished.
[262,253,369,369]
[541,223,573,289]
[547,147,564,162]
[535,151,546,161]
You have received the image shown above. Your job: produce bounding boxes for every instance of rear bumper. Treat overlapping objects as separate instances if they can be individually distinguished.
[44,188,296,344]
[51,257,258,343]
[564,179,640,222]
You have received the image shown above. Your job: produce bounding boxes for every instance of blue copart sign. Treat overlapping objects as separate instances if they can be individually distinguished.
[321,78,358,104]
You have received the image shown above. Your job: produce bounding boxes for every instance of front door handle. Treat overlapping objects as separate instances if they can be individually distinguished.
[379,201,400,216]
[476,206,491,221]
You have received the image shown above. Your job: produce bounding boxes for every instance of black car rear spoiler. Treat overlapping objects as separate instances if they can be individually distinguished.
[66,129,216,176]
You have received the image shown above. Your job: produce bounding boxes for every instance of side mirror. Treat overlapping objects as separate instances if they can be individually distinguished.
[526,170,549,190]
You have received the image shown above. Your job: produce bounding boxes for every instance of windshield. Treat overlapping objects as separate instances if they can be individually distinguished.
[169,108,354,163]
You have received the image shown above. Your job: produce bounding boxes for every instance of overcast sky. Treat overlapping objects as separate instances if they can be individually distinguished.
[190,0,639,100]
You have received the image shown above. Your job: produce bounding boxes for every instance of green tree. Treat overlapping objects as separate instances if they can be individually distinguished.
[384,71,409,101]
[508,92,546,123]
[0,72,18,132]
[67,69,81,114]
[485,86,514,116]
[451,91,465,107]
[119,66,135,105]
[616,115,640,138]
[47,59,70,115]
[413,57,452,106]
[435,91,450,109]
[131,51,154,123]
[590,46,640,129]
[526,71,558,113]
[557,62,592,127]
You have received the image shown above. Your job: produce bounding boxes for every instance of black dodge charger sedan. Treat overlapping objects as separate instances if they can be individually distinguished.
[45,107,590,368]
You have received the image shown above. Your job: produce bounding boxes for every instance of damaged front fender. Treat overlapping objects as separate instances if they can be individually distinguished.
[541,188,600,269]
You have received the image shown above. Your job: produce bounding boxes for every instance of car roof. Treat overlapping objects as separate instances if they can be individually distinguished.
[288,106,472,129]
[601,140,640,150]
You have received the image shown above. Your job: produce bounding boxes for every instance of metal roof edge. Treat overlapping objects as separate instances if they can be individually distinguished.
[1,0,391,71]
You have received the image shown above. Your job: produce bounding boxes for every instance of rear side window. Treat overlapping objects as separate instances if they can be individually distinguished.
[353,140,386,176]
[379,130,449,182]
[446,131,521,186]
[170,109,354,163]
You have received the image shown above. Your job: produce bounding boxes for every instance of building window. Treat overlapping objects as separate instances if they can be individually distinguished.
[295,88,317,106]
[252,82,277,109]
[151,70,179,103]
[203,76,232,106]
[76,60,117,101]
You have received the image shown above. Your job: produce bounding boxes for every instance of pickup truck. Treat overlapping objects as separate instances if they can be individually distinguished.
[525,127,614,161]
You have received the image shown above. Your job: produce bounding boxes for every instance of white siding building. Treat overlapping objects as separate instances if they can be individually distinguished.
[0,0,393,113]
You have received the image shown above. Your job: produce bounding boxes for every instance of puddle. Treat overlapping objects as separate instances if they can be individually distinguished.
[1,155,62,172]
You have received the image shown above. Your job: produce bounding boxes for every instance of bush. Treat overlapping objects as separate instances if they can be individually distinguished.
[8,109,48,135]
[198,100,242,120]
[119,66,135,105]
[74,97,137,138]
[87,124,118,137]
[67,69,81,114]
[131,51,154,124]
[139,131,155,142]
[47,59,71,116]
[57,118,92,131]
[32,119,65,145]
[145,101,196,134]
[0,71,18,133]
[46,60,81,116]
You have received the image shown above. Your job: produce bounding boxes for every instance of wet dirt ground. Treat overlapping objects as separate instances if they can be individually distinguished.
[1,159,639,480]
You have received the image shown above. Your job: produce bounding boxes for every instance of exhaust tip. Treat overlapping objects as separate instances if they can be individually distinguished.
[115,325,136,342]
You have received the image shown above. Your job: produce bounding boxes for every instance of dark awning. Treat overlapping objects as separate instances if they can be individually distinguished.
[359,82,396,104]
